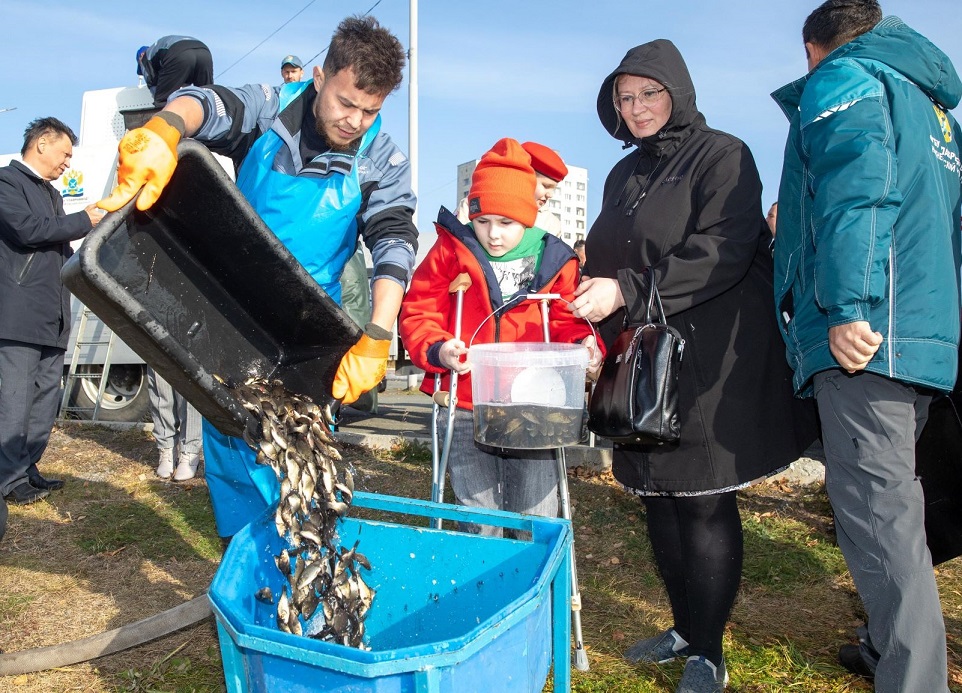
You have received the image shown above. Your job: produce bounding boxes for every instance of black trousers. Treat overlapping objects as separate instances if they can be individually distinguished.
[642,491,743,666]
[0,497,7,542]
[151,41,213,107]
[0,339,65,495]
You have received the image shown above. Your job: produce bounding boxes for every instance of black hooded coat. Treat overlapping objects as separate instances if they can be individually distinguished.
[586,40,816,493]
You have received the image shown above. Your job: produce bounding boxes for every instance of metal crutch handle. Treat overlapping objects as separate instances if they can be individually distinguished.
[431,273,472,528]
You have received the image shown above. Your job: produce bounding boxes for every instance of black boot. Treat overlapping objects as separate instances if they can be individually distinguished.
[4,481,50,505]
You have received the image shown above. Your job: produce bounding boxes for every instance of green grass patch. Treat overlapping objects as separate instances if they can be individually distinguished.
[382,438,433,466]
[116,644,224,692]
[742,513,848,591]
[0,593,35,620]
[726,639,856,690]
[74,488,220,561]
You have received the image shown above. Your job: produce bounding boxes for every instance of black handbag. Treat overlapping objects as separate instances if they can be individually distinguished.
[587,269,685,445]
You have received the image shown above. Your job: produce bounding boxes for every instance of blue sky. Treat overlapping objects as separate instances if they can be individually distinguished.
[1,0,959,252]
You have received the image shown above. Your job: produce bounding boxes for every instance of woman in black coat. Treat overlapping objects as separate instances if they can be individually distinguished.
[571,40,815,691]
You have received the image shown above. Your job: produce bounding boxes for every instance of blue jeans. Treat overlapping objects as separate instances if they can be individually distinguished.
[440,408,559,537]
[814,369,947,693]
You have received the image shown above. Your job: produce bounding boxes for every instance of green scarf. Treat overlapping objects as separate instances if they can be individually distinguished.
[477,226,546,269]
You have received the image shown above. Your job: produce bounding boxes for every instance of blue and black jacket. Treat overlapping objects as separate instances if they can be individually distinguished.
[772,17,962,395]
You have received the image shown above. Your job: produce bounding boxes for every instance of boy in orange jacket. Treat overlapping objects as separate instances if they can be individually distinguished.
[400,137,601,535]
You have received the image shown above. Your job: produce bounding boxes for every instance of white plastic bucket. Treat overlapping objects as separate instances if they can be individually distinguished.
[469,343,588,449]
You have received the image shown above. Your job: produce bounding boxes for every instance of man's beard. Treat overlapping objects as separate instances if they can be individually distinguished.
[315,119,354,153]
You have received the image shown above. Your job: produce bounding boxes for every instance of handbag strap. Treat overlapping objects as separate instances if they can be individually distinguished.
[619,267,668,329]
[645,268,668,325]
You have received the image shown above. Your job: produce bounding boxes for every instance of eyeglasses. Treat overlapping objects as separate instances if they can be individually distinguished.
[614,87,667,111]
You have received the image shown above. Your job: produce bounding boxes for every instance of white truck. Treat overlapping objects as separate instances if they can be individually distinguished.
[1,85,234,422]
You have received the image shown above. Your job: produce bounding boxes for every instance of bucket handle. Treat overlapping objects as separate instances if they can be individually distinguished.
[466,293,598,351]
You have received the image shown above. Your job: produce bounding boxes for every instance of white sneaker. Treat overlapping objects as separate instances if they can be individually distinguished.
[173,452,200,481]
[156,448,175,479]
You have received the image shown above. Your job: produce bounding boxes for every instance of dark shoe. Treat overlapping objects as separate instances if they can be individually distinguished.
[838,644,877,679]
[4,481,50,505]
[676,655,728,692]
[28,474,64,491]
[625,627,690,664]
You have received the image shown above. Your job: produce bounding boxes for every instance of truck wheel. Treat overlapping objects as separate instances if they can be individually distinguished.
[66,364,151,423]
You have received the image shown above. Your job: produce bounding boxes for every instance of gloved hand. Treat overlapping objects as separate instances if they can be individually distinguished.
[99,113,183,212]
[333,323,392,405]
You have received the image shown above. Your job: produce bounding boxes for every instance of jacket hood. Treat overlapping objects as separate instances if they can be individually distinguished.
[434,206,578,309]
[835,17,962,110]
[596,39,705,152]
[775,17,961,113]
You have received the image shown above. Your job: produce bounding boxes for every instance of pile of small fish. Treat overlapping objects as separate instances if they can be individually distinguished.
[473,403,584,449]
[230,376,375,648]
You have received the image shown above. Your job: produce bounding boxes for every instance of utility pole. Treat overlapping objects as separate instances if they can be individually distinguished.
[406,0,420,390]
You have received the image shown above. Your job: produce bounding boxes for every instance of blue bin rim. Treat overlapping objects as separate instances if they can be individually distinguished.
[208,491,572,678]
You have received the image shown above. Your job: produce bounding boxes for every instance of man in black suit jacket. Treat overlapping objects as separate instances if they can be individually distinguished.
[0,117,104,507]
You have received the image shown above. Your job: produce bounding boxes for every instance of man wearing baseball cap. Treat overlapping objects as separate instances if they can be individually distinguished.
[280,55,304,83]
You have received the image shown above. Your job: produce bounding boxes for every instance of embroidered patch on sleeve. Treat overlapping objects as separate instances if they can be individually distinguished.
[388,152,407,167]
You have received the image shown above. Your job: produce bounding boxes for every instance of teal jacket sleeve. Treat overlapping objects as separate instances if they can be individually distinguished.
[801,60,903,327]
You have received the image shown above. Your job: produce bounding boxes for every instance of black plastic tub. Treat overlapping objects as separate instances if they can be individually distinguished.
[62,139,360,437]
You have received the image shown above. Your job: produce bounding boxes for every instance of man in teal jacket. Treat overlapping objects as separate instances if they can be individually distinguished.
[772,1,962,690]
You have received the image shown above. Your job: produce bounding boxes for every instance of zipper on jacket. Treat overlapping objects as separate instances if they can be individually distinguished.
[887,245,894,378]
[17,253,37,285]
[626,191,647,216]
[625,154,665,217]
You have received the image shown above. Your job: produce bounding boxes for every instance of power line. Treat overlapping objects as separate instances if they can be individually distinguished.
[215,0,319,80]
[215,0,386,81]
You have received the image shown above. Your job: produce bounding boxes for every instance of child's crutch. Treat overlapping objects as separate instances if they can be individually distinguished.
[536,295,591,672]
[430,273,472,529]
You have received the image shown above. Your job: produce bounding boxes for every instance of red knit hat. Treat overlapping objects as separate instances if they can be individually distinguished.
[468,138,538,228]
[521,141,568,182]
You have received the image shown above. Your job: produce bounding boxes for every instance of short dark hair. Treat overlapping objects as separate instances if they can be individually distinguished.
[573,239,586,249]
[803,0,882,53]
[323,15,406,95]
[21,117,77,157]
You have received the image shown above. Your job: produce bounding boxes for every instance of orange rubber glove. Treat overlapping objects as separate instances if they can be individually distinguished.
[332,324,392,405]
[99,114,182,212]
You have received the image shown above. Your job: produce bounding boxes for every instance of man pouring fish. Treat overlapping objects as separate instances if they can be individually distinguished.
[98,15,419,540]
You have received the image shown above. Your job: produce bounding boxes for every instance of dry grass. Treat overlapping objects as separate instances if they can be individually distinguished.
[1,425,961,692]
